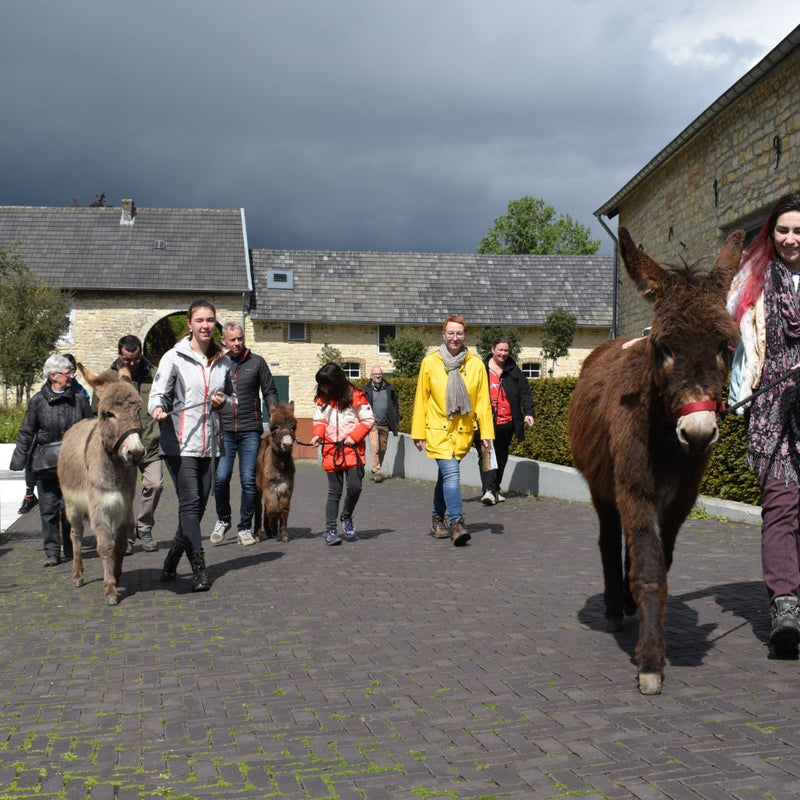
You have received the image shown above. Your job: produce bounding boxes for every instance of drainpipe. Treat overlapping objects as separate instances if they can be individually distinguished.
[595,214,619,339]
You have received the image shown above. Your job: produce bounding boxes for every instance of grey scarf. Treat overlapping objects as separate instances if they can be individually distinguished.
[438,344,471,418]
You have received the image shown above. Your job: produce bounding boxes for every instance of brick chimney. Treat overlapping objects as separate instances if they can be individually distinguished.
[120,198,136,225]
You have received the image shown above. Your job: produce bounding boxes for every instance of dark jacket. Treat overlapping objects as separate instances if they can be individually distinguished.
[219,348,279,434]
[362,379,400,435]
[483,356,535,441]
[106,356,161,464]
[10,381,93,470]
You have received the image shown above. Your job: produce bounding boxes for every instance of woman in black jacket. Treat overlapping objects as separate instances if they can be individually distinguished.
[10,354,93,566]
[474,337,535,504]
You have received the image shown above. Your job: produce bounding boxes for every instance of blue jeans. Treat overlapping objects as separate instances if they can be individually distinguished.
[434,457,463,521]
[214,431,261,531]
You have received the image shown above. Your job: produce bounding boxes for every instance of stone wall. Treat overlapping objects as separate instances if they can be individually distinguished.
[615,48,800,336]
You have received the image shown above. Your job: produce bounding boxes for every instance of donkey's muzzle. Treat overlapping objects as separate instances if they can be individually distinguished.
[676,410,719,453]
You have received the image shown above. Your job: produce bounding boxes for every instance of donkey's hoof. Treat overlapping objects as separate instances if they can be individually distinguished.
[606,615,623,632]
[638,671,662,695]
[106,594,119,606]
[281,535,289,543]
[73,578,84,588]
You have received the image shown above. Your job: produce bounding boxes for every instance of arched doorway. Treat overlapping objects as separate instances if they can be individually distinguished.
[144,313,223,366]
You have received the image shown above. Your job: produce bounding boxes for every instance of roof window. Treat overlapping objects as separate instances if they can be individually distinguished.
[268,268,294,290]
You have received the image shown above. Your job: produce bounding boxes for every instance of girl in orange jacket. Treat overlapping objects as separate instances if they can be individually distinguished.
[309,363,375,545]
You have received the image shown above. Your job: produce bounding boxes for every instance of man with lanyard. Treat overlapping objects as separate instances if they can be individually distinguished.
[362,366,399,482]
[210,322,279,546]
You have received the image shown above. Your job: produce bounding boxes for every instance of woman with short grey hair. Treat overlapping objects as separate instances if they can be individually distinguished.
[10,353,93,566]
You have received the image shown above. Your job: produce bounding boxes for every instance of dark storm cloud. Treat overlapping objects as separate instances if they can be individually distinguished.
[0,1,792,255]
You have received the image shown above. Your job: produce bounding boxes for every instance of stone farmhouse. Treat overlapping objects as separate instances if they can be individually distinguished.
[596,23,800,337]
[0,199,614,420]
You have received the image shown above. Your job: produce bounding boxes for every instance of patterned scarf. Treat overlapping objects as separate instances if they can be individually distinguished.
[747,257,800,484]
[438,344,471,418]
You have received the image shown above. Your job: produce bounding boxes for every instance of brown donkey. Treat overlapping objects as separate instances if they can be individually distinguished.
[58,365,145,605]
[254,402,297,542]
[568,227,744,694]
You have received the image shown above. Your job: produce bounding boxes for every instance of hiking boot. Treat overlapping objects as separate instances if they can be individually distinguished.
[210,520,230,546]
[18,493,38,514]
[42,554,60,567]
[325,526,342,545]
[237,529,257,546]
[125,538,135,556]
[161,543,184,581]
[430,514,450,539]
[770,595,800,654]
[190,549,211,592]
[138,528,158,552]
[373,474,383,483]
[451,518,471,547]
[341,516,356,541]
[481,490,496,506]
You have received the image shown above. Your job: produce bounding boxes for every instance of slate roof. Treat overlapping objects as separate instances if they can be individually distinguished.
[251,249,614,328]
[0,205,251,293]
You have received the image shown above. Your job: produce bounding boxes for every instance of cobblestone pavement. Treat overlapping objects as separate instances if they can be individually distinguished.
[1,460,798,799]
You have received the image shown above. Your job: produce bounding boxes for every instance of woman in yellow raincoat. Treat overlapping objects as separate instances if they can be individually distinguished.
[411,315,494,546]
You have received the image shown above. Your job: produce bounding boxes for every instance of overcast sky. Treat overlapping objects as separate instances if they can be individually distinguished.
[1,2,796,255]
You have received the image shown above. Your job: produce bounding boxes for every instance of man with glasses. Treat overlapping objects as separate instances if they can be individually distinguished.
[95,335,163,554]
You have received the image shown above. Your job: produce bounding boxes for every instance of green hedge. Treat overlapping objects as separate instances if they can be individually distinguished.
[0,405,25,444]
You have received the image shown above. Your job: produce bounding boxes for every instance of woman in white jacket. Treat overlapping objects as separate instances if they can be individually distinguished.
[149,299,234,591]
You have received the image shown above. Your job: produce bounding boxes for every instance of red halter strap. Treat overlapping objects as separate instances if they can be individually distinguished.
[675,400,726,418]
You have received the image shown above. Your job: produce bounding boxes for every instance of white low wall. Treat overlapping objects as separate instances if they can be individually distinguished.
[378,433,760,526]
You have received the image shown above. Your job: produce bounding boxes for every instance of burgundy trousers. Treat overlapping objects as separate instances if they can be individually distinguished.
[759,471,800,609]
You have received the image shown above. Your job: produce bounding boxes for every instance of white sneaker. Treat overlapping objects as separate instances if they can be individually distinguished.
[481,490,496,506]
[237,529,256,546]
[495,492,507,503]
[210,520,230,545]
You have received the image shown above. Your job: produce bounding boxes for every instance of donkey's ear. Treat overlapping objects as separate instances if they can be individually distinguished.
[117,365,133,382]
[709,229,745,293]
[288,400,295,411]
[77,363,99,388]
[619,227,667,304]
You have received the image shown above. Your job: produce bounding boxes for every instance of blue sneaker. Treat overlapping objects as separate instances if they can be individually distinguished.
[325,526,342,546]
[341,516,356,541]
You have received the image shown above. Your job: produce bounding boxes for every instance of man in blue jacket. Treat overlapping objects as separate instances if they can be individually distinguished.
[210,323,279,546]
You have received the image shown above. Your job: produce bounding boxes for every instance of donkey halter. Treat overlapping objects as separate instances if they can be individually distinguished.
[674,400,726,418]
[113,427,143,453]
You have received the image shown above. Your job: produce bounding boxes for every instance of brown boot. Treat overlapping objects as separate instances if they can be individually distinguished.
[430,514,450,539]
[451,518,471,547]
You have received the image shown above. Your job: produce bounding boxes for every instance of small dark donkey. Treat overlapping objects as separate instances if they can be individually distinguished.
[568,227,744,694]
[254,402,297,543]
[58,365,144,605]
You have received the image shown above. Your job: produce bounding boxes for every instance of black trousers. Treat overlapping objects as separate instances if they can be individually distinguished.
[475,422,515,495]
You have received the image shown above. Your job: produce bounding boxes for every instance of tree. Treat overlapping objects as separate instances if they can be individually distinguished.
[540,307,576,377]
[318,343,344,367]
[72,192,108,207]
[476,326,521,361]
[384,330,428,377]
[0,244,73,402]
[478,196,600,255]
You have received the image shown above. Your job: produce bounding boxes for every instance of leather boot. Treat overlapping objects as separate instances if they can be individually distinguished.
[190,549,211,592]
[161,543,184,582]
[451,517,471,547]
[770,595,800,654]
